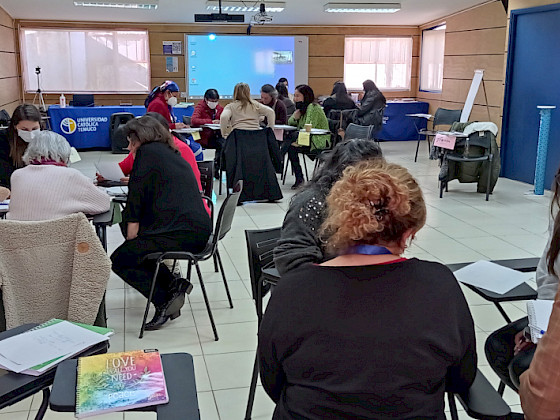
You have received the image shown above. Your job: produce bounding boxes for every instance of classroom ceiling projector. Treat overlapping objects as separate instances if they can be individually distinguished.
[252,3,273,24]
[195,0,244,22]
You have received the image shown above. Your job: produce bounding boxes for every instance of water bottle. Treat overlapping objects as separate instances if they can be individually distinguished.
[59,94,66,108]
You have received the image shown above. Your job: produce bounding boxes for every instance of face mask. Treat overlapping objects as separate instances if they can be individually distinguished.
[207,101,218,110]
[295,101,305,110]
[167,96,178,107]
[17,129,40,143]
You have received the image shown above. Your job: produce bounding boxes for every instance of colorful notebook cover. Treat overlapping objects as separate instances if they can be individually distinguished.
[76,350,168,418]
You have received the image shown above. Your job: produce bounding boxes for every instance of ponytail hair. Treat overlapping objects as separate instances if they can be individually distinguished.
[547,167,560,275]
[144,80,180,108]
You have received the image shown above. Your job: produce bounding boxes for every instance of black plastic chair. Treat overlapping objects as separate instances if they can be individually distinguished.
[197,160,214,199]
[244,227,282,420]
[415,108,462,162]
[139,181,243,341]
[110,112,135,154]
[344,123,378,143]
[440,130,495,201]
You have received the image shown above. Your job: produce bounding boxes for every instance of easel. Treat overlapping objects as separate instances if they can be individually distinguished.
[461,69,492,123]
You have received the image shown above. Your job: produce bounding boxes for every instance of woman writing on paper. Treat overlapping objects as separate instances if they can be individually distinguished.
[219,83,275,137]
[111,116,211,330]
[342,79,386,131]
[260,160,476,419]
[0,104,42,188]
[260,84,287,125]
[486,164,560,392]
[282,84,330,189]
[144,80,187,130]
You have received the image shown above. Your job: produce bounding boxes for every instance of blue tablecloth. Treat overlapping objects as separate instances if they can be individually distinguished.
[48,105,194,149]
[377,101,429,141]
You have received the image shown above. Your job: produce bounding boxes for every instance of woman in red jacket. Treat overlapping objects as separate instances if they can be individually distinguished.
[191,88,225,176]
[145,80,187,130]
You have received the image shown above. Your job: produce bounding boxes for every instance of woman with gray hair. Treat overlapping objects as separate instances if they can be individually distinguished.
[7,130,110,220]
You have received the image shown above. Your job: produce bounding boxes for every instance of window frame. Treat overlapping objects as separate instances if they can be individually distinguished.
[419,24,446,93]
[343,36,414,92]
[19,27,152,95]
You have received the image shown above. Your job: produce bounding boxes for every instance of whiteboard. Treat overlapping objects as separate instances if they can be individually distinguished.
[460,69,484,122]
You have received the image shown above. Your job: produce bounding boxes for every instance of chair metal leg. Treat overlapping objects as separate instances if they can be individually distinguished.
[282,157,289,185]
[440,181,445,198]
[216,250,234,308]
[494,302,512,324]
[302,154,309,181]
[486,155,493,201]
[194,261,219,341]
[415,138,421,162]
[447,393,459,420]
[498,380,506,396]
[139,260,161,339]
[245,355,259,420]
[213,254,219,272]
[34,388,50,420]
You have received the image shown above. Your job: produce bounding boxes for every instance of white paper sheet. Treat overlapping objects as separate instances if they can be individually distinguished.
[0,321,108,373]
[95,161,125,182]
[453,260,534,295]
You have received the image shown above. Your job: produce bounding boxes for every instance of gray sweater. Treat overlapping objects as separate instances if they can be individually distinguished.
[537,209,560,299]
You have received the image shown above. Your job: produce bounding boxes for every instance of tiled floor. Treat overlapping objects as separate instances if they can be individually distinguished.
[2,141,551,419]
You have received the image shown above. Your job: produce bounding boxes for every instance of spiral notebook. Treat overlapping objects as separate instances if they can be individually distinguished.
[76,350,168,418]
[527,300,554,343]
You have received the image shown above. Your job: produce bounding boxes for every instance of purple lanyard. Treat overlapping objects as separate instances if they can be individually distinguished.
[347,245,392,255]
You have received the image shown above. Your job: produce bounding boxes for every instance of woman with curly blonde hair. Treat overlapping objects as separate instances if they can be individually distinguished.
[259,160,477,419]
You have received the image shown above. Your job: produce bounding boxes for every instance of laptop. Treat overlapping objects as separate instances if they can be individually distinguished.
[71,94,95,107]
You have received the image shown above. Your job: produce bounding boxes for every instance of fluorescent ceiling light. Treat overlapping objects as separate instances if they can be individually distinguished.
[74,1,158,9]
[206,1,285,12]
[324,2,400,13]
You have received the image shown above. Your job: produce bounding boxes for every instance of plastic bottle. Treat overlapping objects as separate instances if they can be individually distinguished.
[59,94,66,108]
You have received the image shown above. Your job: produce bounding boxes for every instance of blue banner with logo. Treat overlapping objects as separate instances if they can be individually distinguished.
[377,101,429,141]
[48,105,194,149]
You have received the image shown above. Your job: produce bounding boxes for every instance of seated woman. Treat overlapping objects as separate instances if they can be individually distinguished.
[274,138,382,276]
[260,84,287,125]
[191,88,224,173]
[276,82,295,116]
[111,116,211,330]
[342,79,386,131]
[259,159,476,419]
[219,82,275,137]
[486,163,560,391]
[7,130,110,220]
[282,84,330,189]
[322,81,357,117]
[0,104,42,188]
[145,80,187,130]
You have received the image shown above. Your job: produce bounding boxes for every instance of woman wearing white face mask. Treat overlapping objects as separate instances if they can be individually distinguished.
[0,104,42,188]
[191,88,224,149]
[144,80,187,130]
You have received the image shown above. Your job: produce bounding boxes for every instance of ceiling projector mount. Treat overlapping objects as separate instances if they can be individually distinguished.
[252,3,273,24]
[195,0,245,22]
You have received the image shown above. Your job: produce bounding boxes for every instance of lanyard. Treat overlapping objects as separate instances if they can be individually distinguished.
[347,245,392,255]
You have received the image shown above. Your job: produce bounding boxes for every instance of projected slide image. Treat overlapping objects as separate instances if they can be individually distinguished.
[187,35,297,98]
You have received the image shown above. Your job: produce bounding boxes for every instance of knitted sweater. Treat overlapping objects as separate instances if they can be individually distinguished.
[220,101,275,137]
[7,165,111,221]
[288,103,330,151]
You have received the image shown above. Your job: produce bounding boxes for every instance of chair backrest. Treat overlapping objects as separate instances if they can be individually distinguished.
[433,108,462,128]
[197,160,214,198]
[213,180,243,243]
[183,116,192,125]
[245,227,282,303]
[345,123,375,141]
[71,94,95,107]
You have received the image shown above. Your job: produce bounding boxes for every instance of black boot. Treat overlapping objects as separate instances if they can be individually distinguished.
[291,178,304,190]
[145,306,182,330]
[145,288,187,331]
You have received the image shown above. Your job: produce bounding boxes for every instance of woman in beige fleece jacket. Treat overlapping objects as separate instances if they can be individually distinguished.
[220,82,275,137]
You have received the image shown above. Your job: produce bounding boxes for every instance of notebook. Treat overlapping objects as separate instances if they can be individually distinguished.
[76,350,168,418]
[527,300,554,343]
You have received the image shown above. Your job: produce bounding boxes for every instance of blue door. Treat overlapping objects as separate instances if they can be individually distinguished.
[501,4,560,187]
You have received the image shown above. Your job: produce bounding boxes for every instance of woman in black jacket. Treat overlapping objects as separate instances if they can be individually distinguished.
[0,104,42,188]
[322,81,356,118]
[343,79,386,131]
[111,116,212,330]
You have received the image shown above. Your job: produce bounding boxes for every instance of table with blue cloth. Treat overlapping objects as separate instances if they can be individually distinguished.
[48,105,194,149]
[377,100,429,141]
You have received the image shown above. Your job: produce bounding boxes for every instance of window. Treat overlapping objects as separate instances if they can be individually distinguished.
[344,37,413,91]
[21,28,151,94]
[419,25,446,92]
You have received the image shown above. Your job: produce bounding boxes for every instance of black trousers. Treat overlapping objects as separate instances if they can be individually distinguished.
[485,317,536,391]
[111,231,207,307]
[280,131,308,182]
